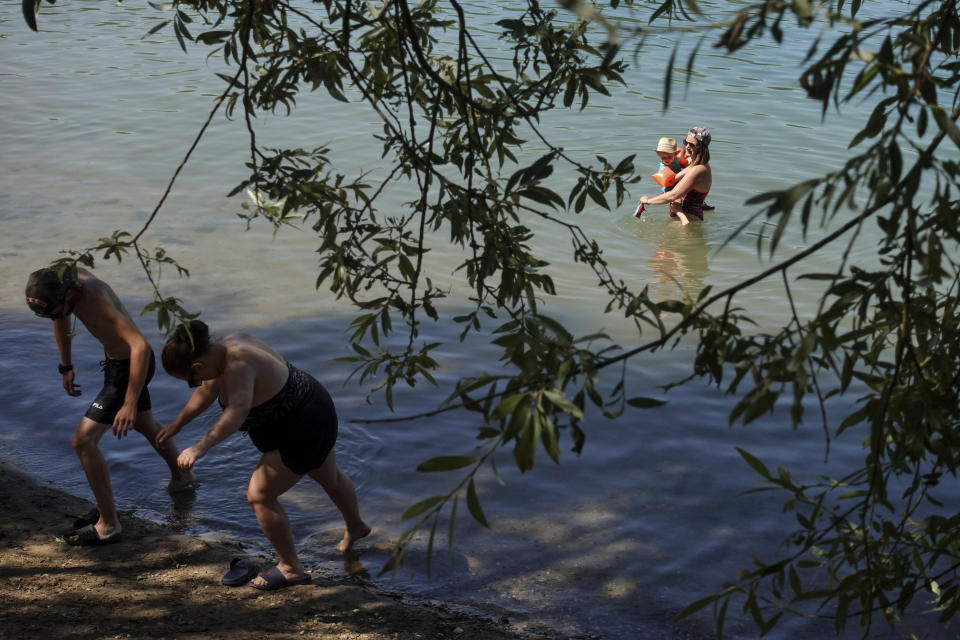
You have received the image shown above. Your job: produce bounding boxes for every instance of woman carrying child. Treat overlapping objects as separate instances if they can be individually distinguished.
[639,126,713,226]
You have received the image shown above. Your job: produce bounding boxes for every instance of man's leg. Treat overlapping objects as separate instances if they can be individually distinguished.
[133,411,196,491]
[247,451,306,584]
[71,417,121,538]
[308,450,370,552]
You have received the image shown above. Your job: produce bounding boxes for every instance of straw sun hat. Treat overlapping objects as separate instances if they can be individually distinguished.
[654,137,678,153]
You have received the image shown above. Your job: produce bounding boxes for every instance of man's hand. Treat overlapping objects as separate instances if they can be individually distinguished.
[112,403,137,438]
[177,444,209,469]
[62,370,81,396]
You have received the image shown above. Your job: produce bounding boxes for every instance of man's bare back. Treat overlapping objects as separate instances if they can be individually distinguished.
[72,268,141,359]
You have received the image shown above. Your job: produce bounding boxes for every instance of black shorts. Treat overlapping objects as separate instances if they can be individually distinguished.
[241,365,338,475]
[271,395,337,475]
[84,352,155,424]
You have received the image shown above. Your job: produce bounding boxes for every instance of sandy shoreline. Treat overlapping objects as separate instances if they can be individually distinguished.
[0,460,560,640]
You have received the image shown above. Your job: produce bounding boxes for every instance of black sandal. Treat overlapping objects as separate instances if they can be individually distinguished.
[63,524,122,546]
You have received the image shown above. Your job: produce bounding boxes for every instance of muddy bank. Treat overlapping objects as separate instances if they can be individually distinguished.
[0,461,561,640]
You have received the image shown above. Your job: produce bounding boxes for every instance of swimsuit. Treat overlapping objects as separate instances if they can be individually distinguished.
[85,351,155,424]
[670,187,709,221]
[220,362,338,475]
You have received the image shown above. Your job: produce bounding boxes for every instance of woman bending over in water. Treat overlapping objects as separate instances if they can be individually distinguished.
[157,320,370,590]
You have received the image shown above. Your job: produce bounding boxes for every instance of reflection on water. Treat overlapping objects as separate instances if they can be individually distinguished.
[163,485,199,533]
[341,549,371,579]
[646,220,711,300]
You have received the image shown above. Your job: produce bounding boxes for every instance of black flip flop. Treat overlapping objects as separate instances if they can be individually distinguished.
[73,508,100,530]
[249,565,311,591]
[221,558,260,586]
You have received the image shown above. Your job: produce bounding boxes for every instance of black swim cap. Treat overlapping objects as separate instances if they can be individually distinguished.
[25,267,76,317]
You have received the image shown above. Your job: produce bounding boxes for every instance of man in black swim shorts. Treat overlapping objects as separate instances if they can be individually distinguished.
[85,354,157,425]
[25,265,195,546]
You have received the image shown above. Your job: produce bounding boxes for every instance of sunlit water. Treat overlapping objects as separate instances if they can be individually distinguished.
[1,2,956,638]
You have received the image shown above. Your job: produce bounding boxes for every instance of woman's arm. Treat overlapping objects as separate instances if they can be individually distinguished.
[640,166,703,206]
[176,358,257,469]
[155,378,221,446]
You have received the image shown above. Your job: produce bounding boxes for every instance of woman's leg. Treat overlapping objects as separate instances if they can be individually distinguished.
[308,450,370,552]
[247,451,306,582]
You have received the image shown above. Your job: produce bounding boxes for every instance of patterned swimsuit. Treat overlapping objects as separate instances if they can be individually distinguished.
[670,188,709,221]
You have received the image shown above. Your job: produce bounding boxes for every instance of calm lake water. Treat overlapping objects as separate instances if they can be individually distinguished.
[1,1,955,638]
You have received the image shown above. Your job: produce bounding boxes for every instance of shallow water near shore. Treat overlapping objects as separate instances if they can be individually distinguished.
[2,1,958,638]
[1,309,881,639]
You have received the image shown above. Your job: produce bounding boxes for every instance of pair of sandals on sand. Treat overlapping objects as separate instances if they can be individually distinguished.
[61,508,122,546]
[221,558,312,591]
[64,508,308,590]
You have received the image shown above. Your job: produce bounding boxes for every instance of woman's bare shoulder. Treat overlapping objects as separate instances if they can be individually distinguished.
[222,333,284,363]
[221,330,256,343]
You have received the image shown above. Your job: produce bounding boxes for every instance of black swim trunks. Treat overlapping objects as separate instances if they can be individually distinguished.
[85,351,155,424]
[232,362,338,475]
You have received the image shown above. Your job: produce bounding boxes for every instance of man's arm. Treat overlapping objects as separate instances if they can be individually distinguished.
[111,315,152,437]
[52,315,80,396]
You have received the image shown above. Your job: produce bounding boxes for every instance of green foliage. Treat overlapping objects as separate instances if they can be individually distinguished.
[24,0,960,636]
